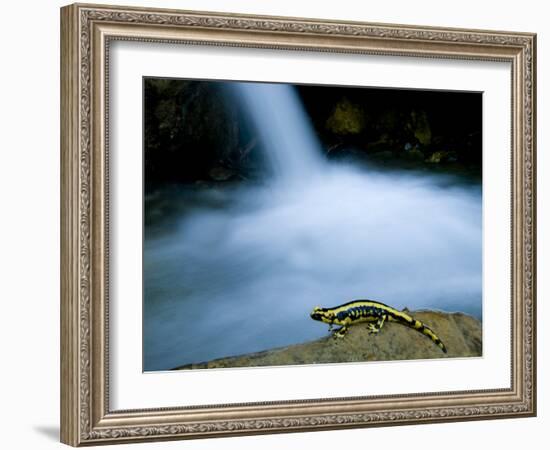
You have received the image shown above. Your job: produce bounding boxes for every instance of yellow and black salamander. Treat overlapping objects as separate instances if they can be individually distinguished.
[310,300,447,353]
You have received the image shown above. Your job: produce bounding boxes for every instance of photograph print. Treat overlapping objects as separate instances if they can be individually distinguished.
[143,78,483,372]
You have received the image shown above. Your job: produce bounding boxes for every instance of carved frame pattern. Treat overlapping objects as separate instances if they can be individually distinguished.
[60,3,536,446]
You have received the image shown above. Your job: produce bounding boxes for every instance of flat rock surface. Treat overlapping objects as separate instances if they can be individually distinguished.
[174,310,482,370]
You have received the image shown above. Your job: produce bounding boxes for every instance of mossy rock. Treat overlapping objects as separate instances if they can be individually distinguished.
[408,110,432,145]
[404,148,425,161]
[426,150,455,163]
[325,98,366,135]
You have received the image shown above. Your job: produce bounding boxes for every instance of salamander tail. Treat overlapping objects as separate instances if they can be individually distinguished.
[413,320,447,353]
[393,310,447,353]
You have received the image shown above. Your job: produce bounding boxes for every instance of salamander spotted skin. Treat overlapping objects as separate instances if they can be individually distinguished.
[310,300,447,353]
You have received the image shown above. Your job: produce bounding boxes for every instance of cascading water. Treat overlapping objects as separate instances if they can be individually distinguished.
[230,82,323,182]
[144,82,482,371]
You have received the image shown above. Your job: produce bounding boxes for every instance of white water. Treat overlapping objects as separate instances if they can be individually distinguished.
[231,82,324,182]
[143,82,482,371]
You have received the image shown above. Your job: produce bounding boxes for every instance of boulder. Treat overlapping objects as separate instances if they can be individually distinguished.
[174,310,482,370]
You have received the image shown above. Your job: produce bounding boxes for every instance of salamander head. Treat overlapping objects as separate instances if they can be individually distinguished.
[310,306,336,324]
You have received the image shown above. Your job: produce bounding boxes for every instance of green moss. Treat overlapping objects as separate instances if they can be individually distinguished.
[325,98,366,135]
[408,110,432,145]
[426,150,454,163]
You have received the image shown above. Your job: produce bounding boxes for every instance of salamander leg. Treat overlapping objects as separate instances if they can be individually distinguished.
[367,315,386,334]
[367,323,378,333]
[332,326,349,339]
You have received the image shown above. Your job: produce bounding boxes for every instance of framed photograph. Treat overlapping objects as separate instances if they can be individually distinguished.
[60,3,536,446]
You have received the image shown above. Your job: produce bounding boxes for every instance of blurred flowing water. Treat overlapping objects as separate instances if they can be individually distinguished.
[232,82,324,182]
[144,83,482,371]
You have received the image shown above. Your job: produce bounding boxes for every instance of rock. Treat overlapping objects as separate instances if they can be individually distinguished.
[174,310,482,370]
[325,98,366,135]
[209,166,235,181]
[369,150,394,161]
[404,147,425,161]
[426,151,445,163]
[144,79,250,185]
[408,110,432,145]
[425,150,457,164]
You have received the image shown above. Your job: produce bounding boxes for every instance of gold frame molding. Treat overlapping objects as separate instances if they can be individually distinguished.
[60,2,536,446]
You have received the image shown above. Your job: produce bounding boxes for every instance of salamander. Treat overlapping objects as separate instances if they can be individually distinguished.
[310,299,447,353]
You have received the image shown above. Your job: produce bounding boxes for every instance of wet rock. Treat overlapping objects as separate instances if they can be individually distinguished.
[369,150,395,161]
[144,79,255,187]
[404,148,425,161]
[403,143,425,161]
[425,150,456,164]
[408,110,432,145]
[174,310,482,370]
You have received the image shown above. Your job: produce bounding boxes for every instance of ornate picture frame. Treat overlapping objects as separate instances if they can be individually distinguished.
[60,3,536,446]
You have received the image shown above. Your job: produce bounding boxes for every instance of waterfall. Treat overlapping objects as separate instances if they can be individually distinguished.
[231,82,323,182]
